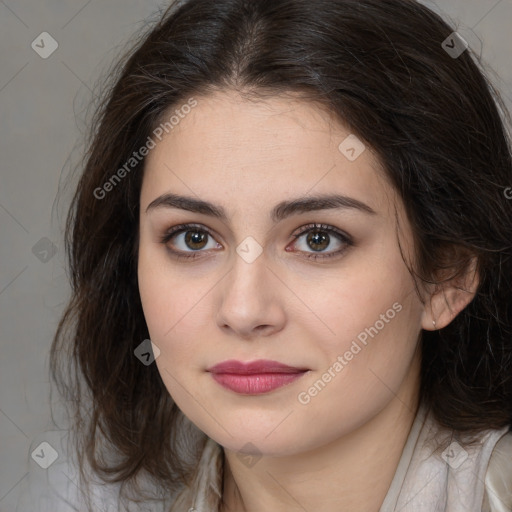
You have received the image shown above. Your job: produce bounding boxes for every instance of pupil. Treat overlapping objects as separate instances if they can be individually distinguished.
[185,231,207,250]
[307,231,329,251]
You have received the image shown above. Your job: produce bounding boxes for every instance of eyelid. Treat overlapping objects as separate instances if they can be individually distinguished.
[159,222,220,247]
[290,222,352,242]
[160,222,351,242]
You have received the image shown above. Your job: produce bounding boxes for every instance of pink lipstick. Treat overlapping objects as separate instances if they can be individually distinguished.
[206,359,309,394]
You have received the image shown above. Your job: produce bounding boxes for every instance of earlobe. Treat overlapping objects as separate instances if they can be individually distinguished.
[421,256,479,331]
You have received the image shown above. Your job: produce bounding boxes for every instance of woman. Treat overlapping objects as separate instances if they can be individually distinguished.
[36,0,512,510]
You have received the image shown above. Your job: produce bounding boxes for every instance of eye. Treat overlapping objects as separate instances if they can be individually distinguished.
[288,223,353,261]
[159,222,353,262]
[160,223,221,260]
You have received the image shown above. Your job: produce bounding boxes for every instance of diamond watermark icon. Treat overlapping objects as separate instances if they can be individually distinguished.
[338,134,366,162]
[441,441,468,469]
[32,237,58,263]
[236,236,263,264]
[31,441,59,469]
[134,339,161,366]
[441,32,468,59]
[236,442,262,468]
[31,32,59,59]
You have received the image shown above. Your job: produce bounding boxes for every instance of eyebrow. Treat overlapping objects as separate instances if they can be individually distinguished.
[145,192,377,222]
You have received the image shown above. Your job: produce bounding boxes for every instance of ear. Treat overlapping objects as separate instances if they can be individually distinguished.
[421,255,479,331]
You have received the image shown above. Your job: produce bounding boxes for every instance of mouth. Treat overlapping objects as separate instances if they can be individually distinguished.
[206,359,310,395]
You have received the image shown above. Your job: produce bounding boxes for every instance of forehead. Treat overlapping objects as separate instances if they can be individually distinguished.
[141,90,395,217]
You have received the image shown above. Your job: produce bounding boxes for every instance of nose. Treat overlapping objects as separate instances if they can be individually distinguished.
[215,249,286,340]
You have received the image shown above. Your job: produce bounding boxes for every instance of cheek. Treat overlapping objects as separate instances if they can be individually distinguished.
[137,249,212,426]
[292,247,423,410]
[137,255,171,337]
[296,249,415,353]
[138,243,180,346]
[137,243,212,366]
[294,297,421,442]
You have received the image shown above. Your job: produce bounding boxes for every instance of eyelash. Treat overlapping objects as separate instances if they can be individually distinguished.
[159,222,353,262]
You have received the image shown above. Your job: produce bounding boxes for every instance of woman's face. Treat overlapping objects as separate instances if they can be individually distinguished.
[138,90,426,456]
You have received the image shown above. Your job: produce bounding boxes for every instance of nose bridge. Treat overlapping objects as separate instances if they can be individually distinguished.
[216,242,285,337]
[226,243,269,305]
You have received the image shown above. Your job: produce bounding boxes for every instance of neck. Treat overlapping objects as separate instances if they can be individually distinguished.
[220,357,421,512]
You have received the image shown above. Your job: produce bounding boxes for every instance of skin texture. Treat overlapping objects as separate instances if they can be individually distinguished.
[137,90,477,512]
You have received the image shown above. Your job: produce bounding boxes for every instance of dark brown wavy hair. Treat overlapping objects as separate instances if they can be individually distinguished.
[50,0,512,509]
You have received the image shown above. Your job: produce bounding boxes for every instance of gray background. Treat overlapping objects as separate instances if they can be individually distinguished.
[1,0,511,509]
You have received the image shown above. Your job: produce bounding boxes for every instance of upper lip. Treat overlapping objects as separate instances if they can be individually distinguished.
[207,359,309,374]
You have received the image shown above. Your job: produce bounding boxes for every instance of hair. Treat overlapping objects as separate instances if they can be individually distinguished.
[50,0,512,509]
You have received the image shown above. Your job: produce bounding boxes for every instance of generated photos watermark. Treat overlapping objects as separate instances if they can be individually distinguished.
[93,97,198,200]
[297,301,403,405]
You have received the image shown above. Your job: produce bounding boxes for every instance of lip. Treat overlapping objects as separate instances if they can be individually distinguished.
[207,359,308,374]
[206,359,309,395]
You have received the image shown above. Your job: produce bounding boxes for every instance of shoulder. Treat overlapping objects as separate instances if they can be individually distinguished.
[483,430,512,512]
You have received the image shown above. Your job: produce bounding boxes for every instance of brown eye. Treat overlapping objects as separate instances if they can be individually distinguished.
[160,223,221,261]
[184,230,209,250]
[305,230,330,252]
[290,223,353,261]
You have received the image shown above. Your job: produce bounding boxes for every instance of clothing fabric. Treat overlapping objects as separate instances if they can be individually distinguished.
[378,405,512,512]
[14,406,512,512]
[172,404,512,512]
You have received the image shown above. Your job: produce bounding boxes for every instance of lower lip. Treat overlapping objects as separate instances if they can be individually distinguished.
[210,372,307,394]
